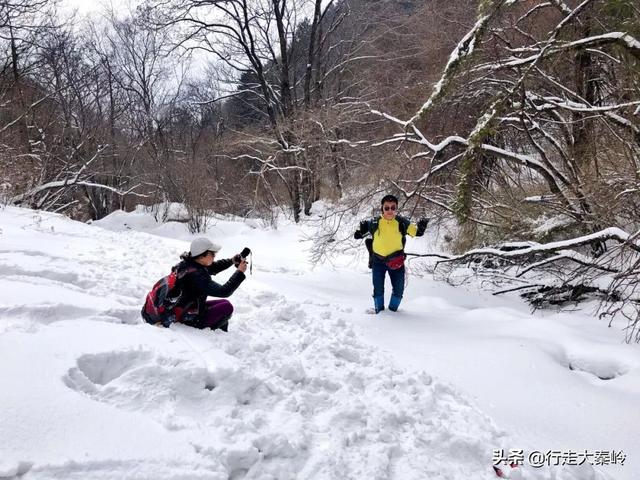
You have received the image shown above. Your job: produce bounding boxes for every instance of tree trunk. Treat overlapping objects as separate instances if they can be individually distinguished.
[571,16,598,172]
[9,23,30,153]
[304,0,322,108]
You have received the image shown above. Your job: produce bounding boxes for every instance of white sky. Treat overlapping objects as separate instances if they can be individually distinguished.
[60,0,136,17]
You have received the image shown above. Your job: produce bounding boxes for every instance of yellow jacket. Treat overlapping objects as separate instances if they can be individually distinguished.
[372,216,418,257]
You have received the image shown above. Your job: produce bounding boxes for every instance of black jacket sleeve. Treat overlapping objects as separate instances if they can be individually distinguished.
[205,270,246,298]
[187,268,246,299]
[207,258,234,275]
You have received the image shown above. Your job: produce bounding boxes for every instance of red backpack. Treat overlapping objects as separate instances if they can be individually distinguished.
[141,265,197,327]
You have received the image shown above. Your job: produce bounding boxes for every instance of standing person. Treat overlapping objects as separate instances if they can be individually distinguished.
[354,195,428,313]
[165,237,247,331]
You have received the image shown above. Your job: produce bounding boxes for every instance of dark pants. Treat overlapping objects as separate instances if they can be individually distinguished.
[372,260,405,312]
[200,299,233,331]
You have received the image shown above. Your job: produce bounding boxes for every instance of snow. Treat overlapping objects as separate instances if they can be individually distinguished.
[1,204,639,479]
[531,214,574,236]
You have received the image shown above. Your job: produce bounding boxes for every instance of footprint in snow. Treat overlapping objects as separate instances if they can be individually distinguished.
[567,354,630,381]
[64,349,210,422]
[65,350,154,392]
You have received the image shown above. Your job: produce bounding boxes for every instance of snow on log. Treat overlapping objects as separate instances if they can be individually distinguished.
[438,227,640,266]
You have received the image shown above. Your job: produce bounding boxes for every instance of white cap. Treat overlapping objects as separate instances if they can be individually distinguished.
[190,237,222,257]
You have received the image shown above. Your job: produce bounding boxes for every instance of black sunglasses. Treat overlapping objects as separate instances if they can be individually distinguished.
[383,205,397,212]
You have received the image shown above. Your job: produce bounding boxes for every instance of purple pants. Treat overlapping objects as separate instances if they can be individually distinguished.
[200,300,234,331]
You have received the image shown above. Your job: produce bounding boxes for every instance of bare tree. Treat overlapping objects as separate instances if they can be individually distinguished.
[0,0,57,151]
[377,0,639,232]
[375,0,640,339]
[145,0,364,221]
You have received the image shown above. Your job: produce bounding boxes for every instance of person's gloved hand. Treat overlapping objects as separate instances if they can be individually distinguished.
[162,314,176,328]
[354,220,368,239]
[232,253,242,266]
[416,217,429,236]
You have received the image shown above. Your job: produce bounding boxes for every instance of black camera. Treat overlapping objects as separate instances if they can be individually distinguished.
[234,247,251,267]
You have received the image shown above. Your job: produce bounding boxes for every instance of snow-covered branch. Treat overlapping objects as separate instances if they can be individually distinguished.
[476,32,640,72]
[12,179,147,205]
[515,250,620,277]
[438,227,640,266]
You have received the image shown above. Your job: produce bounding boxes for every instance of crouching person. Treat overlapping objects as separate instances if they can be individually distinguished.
[142,237,247,331]
[175,237,248,331]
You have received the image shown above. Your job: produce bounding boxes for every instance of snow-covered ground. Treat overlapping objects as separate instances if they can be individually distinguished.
[1,204,638,480]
